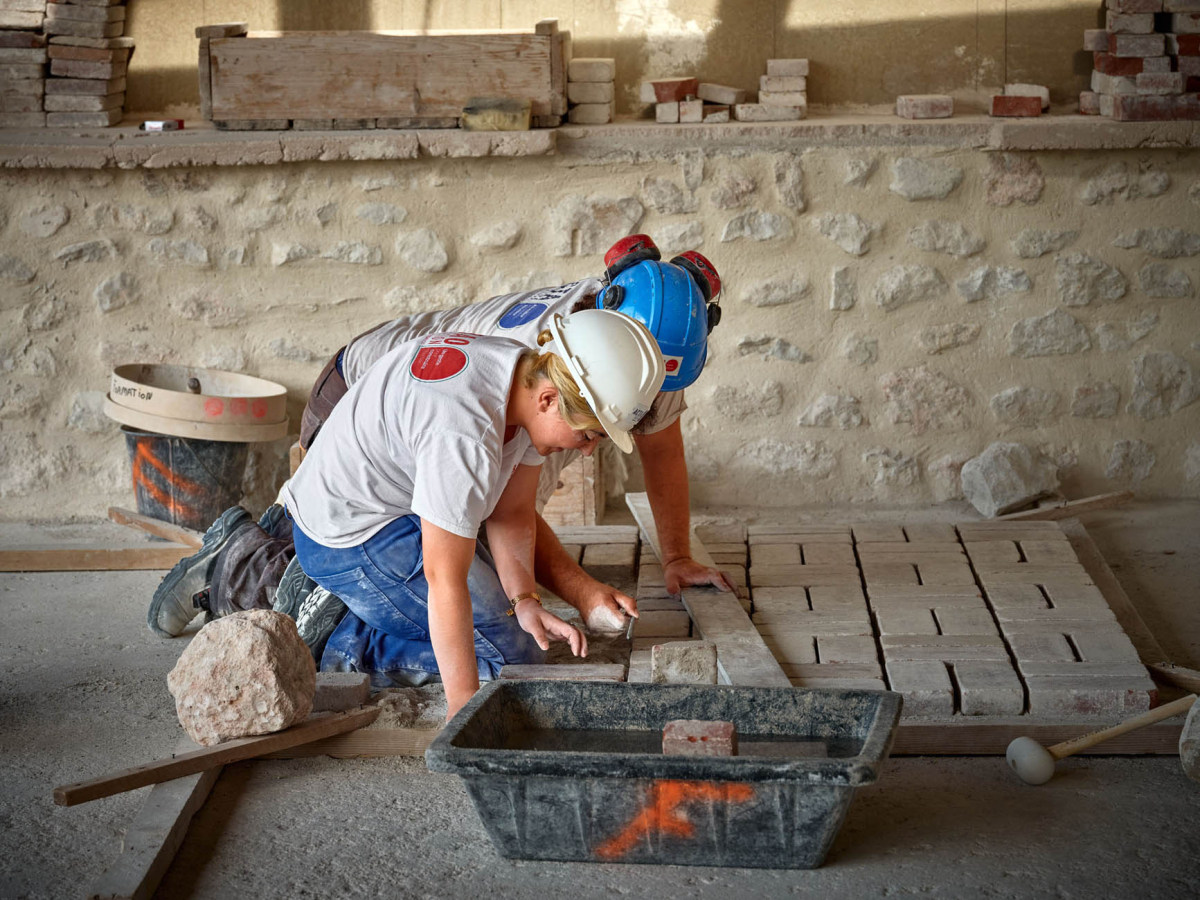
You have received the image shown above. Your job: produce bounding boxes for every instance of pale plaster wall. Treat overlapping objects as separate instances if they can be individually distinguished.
[124,0,1104,115]
[1,143,1198,521]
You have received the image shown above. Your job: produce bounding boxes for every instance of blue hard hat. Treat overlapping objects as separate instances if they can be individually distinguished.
[595,259,708,392]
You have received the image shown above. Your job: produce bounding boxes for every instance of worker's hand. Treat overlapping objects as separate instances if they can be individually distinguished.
[576,581,638,633]
[515,599,589,658]
[664,556,740,597]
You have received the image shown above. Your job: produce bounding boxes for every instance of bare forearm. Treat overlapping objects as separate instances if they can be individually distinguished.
[534,513,598,605]
[426,579,479,717]
[486,514,538,600]
[635,420,691,562]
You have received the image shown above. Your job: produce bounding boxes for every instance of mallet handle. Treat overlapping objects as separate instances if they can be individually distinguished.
[1049,694,1196,760]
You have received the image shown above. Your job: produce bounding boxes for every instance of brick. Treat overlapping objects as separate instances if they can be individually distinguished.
[873,607,938,635]
[1019,661,1149,678]
[632,609,690,638]
[749,524,852,536]
[1181,56,1200,78]
[50,57,126,79]
[868,584,981,601]
[377,116,459,129]
[1007,632,1077,663]
[633,635,697,651]
[1025,675,1155,716]
[43,90,121,112]
[783,662,883,684]
[1176,34,1200,54]
[43,75,123,95]
[581,542,635,571]
[933,607,999,635]
[816,635,878,665]
[697,523,747,543]
[881,634,1009,661]
[567,58,615,83]
[499,663,626,681]
[762,632,817,663]
[767,58,809,77]
[915,564,976,586]
[46,2,126,23]
[1175,12,1200,31]
[1083,28,1110,51]
[752,543,800,566]
[1142,56,1173,72]
[1004,82,1050,109]
[312,671,371,712]
[0,48,46,64]
[760,74,806,92]
[708,549,744,565]
[903,524,959,543]
[636,595,686,612]
[997,615,1120,634]
[1108,32,1166,56]
[663,719,737,757]
[0,32,46,50]
[861,563,919,585]
[885,660,955,716]
[0,111,45,126]
[45,18,124,38]
[1107,0,1162,9]
[982,582,1048,610]
[752,610,872,636]
[0,11,42,29]
[1092,69,1139,95]
[859,541,964,556]
[803,543,855,566]
[697,82,744,105]
[626,649,651,683]
[1071,631,1142,663]
[1177,93,1200,118]
[965,541,1021,564]
[0,92,41,111]
[852,524,906,542]
[651,640,717,685]
[567,102,612,124]
[678,98,703,123]
[567,81,612,104]
[975,565,1092,584]
[732,102,804,121]
[1039,581,1108,606]
[751,532,852,545]
[0,78,44,95]
[640,77,698,103]
[991,95,1041,116]
[0,64,44,80]
[47,35,135,49]
[957,521,1067,540]
[195,22,249,39]
[1019,540,1079,565]
[954,661,1025,715]
[1100,93,1116,116]
[1137,71,1185,94]
[1166,0,1200,10]
[806,584,868,607]
[1094,52,1145,76]
[47,44,129,62]
[1106,10,1156,31]
[46,108,120,126]
[1112,93,1176,118]
[750,565,860,587]
[655,101,679,123]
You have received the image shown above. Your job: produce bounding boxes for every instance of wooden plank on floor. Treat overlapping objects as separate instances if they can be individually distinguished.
[997,491,1134,522]
[54,707,380,807]
[87,739,220,900]
[0,545,192,572]
[626,492,790,688]
[1058,516,1170,666]
[210,31,555,120]
[262,727,439,759]
[892,721,1182,755]
[108,507,204,549]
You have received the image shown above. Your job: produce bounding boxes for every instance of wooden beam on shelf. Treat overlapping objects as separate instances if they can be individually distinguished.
[626,492,790,689]
[0,544,192,572]
[108,507,205,549]
[996,491,1134,522]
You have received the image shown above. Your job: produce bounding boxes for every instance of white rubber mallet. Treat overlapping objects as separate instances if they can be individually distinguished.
[1006,693,1197,785]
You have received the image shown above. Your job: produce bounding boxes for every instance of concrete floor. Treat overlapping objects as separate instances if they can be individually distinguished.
[2,501,1199,899]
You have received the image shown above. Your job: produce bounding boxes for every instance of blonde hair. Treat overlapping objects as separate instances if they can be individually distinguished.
[518,330,604,432]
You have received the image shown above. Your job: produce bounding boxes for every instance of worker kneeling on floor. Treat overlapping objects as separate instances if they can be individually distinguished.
[280,311,665,717]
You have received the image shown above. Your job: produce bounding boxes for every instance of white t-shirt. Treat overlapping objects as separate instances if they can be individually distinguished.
[343,279,687,434]
[281,333,544,547]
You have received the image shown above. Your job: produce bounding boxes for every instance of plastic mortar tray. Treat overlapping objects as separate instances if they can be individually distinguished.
[425,681,902,868]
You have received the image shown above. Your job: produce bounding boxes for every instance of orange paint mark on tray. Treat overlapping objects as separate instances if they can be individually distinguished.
[596,780,755,859]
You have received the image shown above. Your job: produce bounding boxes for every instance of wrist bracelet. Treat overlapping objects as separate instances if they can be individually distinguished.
[506,591,541,616]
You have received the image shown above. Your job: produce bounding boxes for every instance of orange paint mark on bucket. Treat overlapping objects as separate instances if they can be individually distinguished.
[596,780,755,860]
[131,440,204,522]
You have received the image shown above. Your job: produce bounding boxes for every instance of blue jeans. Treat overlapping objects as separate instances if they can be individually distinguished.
[292,514,544,687]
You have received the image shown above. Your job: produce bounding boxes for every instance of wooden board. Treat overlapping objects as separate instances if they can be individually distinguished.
[626,492,791,689]
[210,31,557,121]
[997,491,1134,522]
[54,708,379,806]
[0,545,192,572]
[108,507,204,549]
[263,728,439,759]
[87,739,220,900]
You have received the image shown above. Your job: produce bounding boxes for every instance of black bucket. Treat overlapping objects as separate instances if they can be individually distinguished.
[121,426,249,532]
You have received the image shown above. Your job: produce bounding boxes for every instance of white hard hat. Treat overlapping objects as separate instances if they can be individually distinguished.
[542,309,666,454]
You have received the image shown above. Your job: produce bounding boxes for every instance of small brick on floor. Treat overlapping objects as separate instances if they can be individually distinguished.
[663,719,737,757]
[312,672,371,712]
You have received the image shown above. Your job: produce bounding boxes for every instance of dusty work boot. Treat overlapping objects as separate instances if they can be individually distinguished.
[295,586,348,663]
[256,502,287,537]
[147,506,254,638]
[273,554,317,620]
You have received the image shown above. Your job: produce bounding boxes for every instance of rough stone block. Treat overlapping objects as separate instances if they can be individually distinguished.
[954,661,1025,715]
[758,90,807,107]
[312,671,371,712]
[640,77,698,103]
[896,94,953,119]
[1136,72,1185,94]
[697,82,745,105]
[50,57,126,79]
[567,58,615,83]
[679,98,703,122]
[1083,29,1109,51]
[46,108,120,126]
[991,95,1042,117]
[43,90,121,111]
[651,640,717,685]
[960,442,1059,518]
[655,101,679,123]
[1108,32,1166,56]
[733,102,804,121]
[1106,10,1156,31]
[632,609,691,638]
[663,719,737,757]
[1019,540,1079,565]
[760,75,806,92]
[885,660,955,716]
[567,81,612,104]
[767,58,809,77]
[567,102,612,124]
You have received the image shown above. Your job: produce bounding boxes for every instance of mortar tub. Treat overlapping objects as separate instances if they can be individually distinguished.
[425,681,902,868]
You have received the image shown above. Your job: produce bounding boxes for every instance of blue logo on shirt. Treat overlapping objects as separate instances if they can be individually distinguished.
[498,302,547,328]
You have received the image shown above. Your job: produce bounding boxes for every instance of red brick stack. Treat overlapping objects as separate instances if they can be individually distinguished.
[1080,0,1200,121]
[44,0,131,127]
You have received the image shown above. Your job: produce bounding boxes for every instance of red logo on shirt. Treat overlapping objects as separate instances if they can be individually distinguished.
[410,346,469,382]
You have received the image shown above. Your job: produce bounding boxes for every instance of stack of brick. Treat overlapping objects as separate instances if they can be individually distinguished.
[1080,0,1200,122]
[566,57,614,125]
[0,1,47,128]
[734,59,807,122]
[44,0,131,127]
[641,76,698,123]
[990,83,1050,117]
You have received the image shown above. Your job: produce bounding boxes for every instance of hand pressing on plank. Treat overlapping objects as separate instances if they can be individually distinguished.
[664,556,740,597]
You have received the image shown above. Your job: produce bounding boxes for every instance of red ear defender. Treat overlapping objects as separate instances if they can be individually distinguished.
[669,250,721,303]
[604,234,661,282]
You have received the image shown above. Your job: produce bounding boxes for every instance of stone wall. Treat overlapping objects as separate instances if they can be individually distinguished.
[1,141,1198,520]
